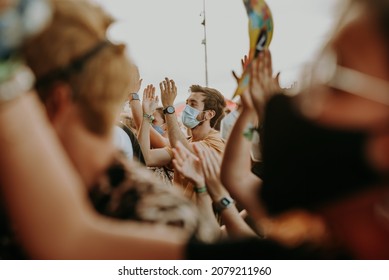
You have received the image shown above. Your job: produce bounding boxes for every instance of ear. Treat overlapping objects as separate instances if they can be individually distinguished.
[45,83,74,123]
[205,110,216,120]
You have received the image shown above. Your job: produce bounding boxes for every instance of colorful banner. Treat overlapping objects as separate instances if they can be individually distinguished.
[233,0,274,97]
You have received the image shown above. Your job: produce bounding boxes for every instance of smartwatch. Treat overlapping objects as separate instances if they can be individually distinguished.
[163,106,175,115]
[130,93,140,101]
[212,197,235,213]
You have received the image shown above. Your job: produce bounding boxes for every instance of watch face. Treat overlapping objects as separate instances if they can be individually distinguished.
[221,197,232,206]
[212,197,234,213]
[165,106,175,114]
[131,93,139,100]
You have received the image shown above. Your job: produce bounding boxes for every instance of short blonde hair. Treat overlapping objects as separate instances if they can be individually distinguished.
[23,0,132,135]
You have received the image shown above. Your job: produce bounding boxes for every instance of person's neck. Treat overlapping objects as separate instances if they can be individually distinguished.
[191,123,213,142]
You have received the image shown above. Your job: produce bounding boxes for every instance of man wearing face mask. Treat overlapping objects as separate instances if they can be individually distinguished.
[138,78,226,199]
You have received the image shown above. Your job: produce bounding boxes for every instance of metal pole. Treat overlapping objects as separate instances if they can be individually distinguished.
[201,0,209,86]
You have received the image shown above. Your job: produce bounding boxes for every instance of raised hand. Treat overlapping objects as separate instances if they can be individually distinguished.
[160,77,177,107]
[142,84,158,115]
[240,88,256,114]
[249,49,281,116]
[128,64,143,94]
[172,141,205,188]
[232,55,249,83]
[194,144,226,200]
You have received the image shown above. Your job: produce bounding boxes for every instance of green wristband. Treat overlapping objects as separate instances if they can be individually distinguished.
[143,113,155,124]
[194,186,207,194]
[243,127,255,141]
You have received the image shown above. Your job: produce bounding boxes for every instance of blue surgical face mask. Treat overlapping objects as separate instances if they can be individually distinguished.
[152,124,164,135]
[181,105,205,129]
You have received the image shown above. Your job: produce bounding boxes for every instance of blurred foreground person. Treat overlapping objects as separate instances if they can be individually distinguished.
[0,0,197,259]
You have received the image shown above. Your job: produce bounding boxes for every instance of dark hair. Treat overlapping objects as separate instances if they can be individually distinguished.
[189,85,226,129]
[367,0,389,51]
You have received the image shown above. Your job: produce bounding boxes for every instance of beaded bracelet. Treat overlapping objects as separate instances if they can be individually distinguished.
[143,113,155,124]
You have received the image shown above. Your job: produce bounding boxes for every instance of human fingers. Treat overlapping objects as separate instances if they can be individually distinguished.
[172,159,184,174]
[258,52,265,79]
[202,147,218,177]
[147,84,153,99]
[243,55,249,69]
[271,72,281,94]
[264,49,273,80]
[138,78,143,89]
[170,79,176,93]
[172,148,184,167]
[176,141,190,162]
[240,89,254,110]
[151,86,155,100]
[210,148,222,167]
[249,60,256,87]
[197,145,216,179]
[164,77,170,93]
[159,82,164,94]
[232,70,239,82]
[144,85,148,99]
[195,144,210,178]
[249,59,263,100]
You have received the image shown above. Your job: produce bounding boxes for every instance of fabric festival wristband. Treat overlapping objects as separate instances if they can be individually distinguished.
[194,186,207,194]
[143,113,154,124]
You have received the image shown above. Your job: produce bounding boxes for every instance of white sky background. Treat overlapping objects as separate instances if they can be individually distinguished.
[92,0,338,104]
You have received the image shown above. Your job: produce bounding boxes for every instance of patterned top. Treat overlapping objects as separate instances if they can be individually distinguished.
[89,154,200,234]
[0,154,200,259]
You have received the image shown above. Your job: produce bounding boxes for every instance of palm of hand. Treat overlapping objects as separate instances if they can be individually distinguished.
[180,155,203,185]
[143,98,158,114]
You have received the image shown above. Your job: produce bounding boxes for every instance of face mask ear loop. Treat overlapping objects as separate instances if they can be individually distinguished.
[198,110,207,123]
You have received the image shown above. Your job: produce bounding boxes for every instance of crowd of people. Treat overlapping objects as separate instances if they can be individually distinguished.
[1,0,389,259]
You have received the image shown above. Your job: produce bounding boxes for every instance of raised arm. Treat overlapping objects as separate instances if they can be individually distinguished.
[249,49,281,117]
[128,66,168,148]
[160,78,194,152]
[0,93,187,259]
[137,85,171,167]
[220,90,262,215]
[195,144,257,239]
[221,49,281,220]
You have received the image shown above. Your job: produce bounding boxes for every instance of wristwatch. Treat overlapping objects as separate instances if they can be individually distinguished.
[163,106,175,115]
[129,93,140,101]
[212,197,235,213]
